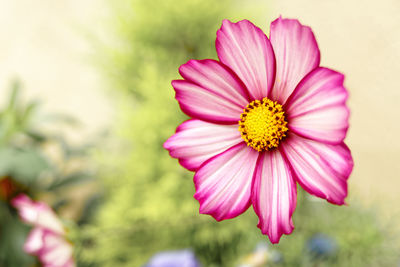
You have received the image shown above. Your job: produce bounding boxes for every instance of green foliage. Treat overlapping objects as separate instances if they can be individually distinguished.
[0,81,95,194]
[0,80,40,145]
[0,147,49,184]
[0,201,34,267]
[0,82,97,267]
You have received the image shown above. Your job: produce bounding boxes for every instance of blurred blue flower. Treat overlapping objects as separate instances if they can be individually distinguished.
[143,249,201,267]
[307,233,338,258]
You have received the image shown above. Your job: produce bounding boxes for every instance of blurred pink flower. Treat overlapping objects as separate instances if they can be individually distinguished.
[164,17,353,243]
[12,194,75,267]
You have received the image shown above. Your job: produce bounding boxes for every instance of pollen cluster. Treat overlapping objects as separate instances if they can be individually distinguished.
[239,98,288,152]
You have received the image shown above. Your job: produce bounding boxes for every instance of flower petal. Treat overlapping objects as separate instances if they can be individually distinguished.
[39,231,74,267]
[12,194,65,235]
[251,150,297,244]
[194,143,258,221]
[24,227,45,255]
[270,17,320,104]
[282,134,353,205]
[172,79,243,124]
[164,119,242,171]
[179,59,250,107]
[285,67,349,144]
[216,19,276,100]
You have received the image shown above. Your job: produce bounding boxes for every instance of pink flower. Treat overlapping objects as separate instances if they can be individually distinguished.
[12,194,75,267]
[164,17,353,243]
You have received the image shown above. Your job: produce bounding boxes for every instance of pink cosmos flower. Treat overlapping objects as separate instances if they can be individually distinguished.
[12,194,75,267]
[164,17,354,243]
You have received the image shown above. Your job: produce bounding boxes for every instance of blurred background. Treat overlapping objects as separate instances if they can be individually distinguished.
[0,0,399,266]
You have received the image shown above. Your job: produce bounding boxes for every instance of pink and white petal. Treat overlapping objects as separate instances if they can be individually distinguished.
[285,67,349,144]
[270,17,320,104]
[12,194,65,235]
[194,143,259,221]
[36,210,65,236]
[179,59,250,107]
[282,134,353,205]
[172,80,243,124]
[24,227,45,255]
[164,119,242,171]
[39,232,74,267]
[12,194,40,224]
[216,19,276,100]
[62,259,76,267]
[251,150,297,244]
[43,258,75,267]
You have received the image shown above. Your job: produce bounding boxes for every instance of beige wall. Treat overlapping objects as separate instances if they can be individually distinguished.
[0,0,113,140]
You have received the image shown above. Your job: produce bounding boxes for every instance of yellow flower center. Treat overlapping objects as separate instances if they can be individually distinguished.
[239,98,288,152]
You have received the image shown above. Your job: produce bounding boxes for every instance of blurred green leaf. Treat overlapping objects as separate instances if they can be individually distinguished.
[42,113,82,127]
[47,171,94,191]
[0,147,49,184]
[20,101,39,128]
[0,80,41,145]
[6,80,21,112]
[0,202,35,267]
[24,130,47,143]
[77,193,104,225]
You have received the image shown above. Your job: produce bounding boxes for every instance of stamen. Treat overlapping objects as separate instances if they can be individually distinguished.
[238,98,288,152]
